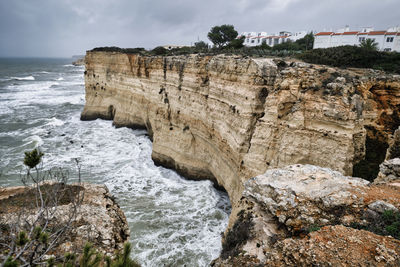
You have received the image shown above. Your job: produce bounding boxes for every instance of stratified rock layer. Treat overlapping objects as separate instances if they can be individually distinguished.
[82,52,400,265]
[81,52,400,205]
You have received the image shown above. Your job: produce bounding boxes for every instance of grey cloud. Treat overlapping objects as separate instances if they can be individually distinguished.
[0,0,399,57]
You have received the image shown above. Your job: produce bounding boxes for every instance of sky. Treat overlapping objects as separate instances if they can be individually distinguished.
[0,0,399,57]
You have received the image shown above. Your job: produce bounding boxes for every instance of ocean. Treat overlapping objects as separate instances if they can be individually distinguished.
[0,57,230,266]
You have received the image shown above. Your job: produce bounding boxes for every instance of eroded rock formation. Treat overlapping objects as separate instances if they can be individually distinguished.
[82,52,400,204]
[81,51,400,265]
[212,164,400,266]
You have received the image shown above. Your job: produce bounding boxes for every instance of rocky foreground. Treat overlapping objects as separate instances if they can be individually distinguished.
[0,183,129,259]
[213,162,400,266]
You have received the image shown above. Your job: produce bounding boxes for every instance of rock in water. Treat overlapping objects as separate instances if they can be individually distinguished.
[72,56,85,66]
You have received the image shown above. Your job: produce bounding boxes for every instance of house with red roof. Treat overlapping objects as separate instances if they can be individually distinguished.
[314,26,400,52]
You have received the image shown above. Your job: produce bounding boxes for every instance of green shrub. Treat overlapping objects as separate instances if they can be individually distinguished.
[151,46,168,56]
[80,243,102,267]
[221,210,253,259]
[194,41,208,50]
[297,45,400,74]
[23,148,44,169]
[90,47,145,54]
[272,40,302,51]
[351,209,400,239]
[307,225,321,232]
[108,243,140,267]
[16,231,29,246]
[4,257,18,267]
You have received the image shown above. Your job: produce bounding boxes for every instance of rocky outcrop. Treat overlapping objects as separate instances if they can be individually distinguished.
[213,164,400,266]
[72,56,85,66]
[81,52,400,206]
[0,183,129,257]
[376,158,400,183]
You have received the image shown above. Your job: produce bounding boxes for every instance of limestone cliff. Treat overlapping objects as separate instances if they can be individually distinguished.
[81,51,400,206]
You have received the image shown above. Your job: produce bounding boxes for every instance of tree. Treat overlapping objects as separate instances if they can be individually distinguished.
[296,32,314,50]
[194,41,208,50]
[207,25,238,48]
[360,38,379,51]
[272,39,301,51]
[227,36,245,49]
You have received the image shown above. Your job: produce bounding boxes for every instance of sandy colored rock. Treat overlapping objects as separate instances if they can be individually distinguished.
[72,56,85,66]
[0,183,129,257]
[81,52,400,206]
[264,225,400,267]
[376,158,400,183]
[214,164,400,266]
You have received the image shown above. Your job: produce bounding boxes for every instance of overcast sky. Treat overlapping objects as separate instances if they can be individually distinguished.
[0,0,399,57]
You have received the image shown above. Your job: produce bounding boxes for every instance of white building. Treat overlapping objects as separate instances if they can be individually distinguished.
[314,26,400,52]
[240,30,308,47]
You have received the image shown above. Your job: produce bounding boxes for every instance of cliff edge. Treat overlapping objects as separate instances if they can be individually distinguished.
[81,52,400,204]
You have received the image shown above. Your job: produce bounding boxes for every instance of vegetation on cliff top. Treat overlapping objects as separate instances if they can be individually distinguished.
[90,43,400,74]
[298,45,400,74]
[207,24,239,48]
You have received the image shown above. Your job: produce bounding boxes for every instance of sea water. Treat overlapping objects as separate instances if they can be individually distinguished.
[0,58,230,266]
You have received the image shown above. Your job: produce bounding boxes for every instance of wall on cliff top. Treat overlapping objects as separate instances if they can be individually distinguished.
[81,51,400,204]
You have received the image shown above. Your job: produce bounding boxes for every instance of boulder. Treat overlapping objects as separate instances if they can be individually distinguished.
[214,164,400,266]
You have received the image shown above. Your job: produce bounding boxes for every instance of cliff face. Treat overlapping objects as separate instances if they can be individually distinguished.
[81,51,400,205]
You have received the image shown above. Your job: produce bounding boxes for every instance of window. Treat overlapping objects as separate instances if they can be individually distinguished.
[246,38,249,43]
[257,39,260,43]
[359,37,365,42]
[384,48,392,52]
[387,37,394,42]
[251,39,255,43]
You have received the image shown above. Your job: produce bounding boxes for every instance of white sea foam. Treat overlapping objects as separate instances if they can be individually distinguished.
[3,81,84,106]
[0,60,230,267]
[56,77,64,81]
[11,75,35,81]
[35,117,230,266]
[25,135,44,148]
[7,81,58,91]
[46,117,65,127]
